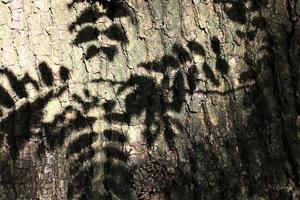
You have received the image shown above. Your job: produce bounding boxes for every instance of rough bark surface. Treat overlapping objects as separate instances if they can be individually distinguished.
[0,0,299,199]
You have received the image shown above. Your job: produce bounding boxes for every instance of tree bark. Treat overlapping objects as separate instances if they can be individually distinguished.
[0,0,299,199]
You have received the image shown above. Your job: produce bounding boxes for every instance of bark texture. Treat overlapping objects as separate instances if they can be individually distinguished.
[0,0,299,199]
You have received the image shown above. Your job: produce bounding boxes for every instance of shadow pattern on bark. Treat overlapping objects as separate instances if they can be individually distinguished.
[1,0,299,199]
[0,63,70,160]
[66,0,137,199]
[0,62,99,199]
[94,37,231,199]
[68,0,136,61]
[95,0,298,199]
[180,0,300,199]
[100,101,133,200]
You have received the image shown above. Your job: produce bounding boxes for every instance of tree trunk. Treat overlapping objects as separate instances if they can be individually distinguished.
[0,0,299,199]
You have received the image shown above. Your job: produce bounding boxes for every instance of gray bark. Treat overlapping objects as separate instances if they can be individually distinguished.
[0,0,299,199]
